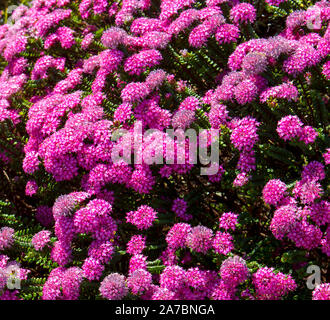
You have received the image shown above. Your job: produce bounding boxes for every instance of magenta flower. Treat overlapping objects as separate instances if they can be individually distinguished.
[126,205,158,230]
[99,273,128,300]
[32,230,51,251]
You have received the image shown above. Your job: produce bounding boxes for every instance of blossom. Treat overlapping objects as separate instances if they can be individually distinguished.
[263,179,287,206]
[208,104,228,129]
[129,254,148,275]
[270,205,298,240]
[253,267,296,300]
[322,61,330,80]
[126,235,146,255]
[166,223,192,250]
[277,115,303,141]
[242,52,268,75]
[32,231,51,251]
[82,257,104,281]
[160,266,186,291]
[293,179,323,204]
[215,24,240,44]
[22,151,40,174]
[265,0,287,6]
[125,50,162,76]
[230,3,256,25]
[233,172,250,187]
[121,82,150,103]
[172,198,191,221]
[213,231,234,255]
[152,287,176,300]
[25,180,38,196]
[189,14,225,48]
[126,205,158,230]
[299,126,318,144]
[114,103,132,123]
[312,283,330,300]
[186,226,214,254]
[234,80,258,105]
[323,149,330,165]
[101,27,127,48]
[43,267,83,300]
[230,116,259,151]
[260,83,299,103]
[308,201,330,226]
[219,212,239,231]
[127,269,152,295]
[220,256,250,286]
[99,273,128,300]
[172,110,195,130]
[0,227,15,251]
[301,161,325,181]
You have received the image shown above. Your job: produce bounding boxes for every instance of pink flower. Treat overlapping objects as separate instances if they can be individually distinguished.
[160,265,186,291]
[126,205,158,230]
[25,180,38,196]
[99,273,128,300]
[213,231,234,255]
[215,24,240,44]
[230,3,256,25]
[219,212,239,231]
[263,179,287,206]
[166,223,192,249]
[277,115,303,141]
[127,269,152,295]
[32,231,51,251]
[0,227,15,250]
[127,235,146,255]
[186,226,214,254]
[313,283,330,300]
[253,267,296,300]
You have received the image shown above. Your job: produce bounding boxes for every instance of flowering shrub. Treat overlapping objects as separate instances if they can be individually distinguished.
[0,0,329,300]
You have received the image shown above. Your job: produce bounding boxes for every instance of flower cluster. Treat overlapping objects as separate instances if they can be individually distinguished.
[267,160,328,253]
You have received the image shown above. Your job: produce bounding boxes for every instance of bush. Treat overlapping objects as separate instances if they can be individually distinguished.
[0,0,329,300]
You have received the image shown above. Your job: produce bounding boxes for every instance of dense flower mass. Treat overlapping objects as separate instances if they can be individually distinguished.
[0,0,329,301]
[253,267,297,300]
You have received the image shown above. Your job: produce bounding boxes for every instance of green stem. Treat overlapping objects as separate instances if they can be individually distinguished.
[4,1,8,24]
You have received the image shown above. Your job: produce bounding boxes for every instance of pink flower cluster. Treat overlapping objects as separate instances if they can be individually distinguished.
[267,160,328,253]
[43,267,84,300]
[126,205,158,230]
[277,115,318,144]
[0,228,14,251]
[32,230,51,251]
[252,267,297,300]
[99,273,128,300]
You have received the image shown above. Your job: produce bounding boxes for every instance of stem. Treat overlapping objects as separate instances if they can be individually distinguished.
[4,0,8,24]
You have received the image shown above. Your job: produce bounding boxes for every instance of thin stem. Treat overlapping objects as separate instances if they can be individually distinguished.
[4,0,8,24]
